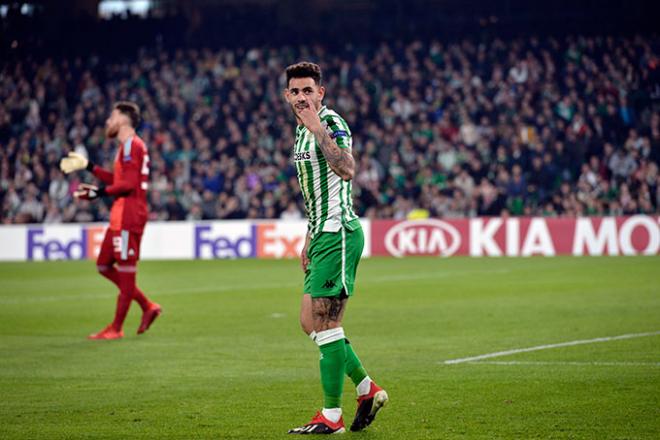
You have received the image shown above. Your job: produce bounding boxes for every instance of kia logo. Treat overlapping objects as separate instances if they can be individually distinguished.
[384,219,461,257]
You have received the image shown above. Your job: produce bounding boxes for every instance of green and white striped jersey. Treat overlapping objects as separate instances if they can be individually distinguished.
[293,105,358,237]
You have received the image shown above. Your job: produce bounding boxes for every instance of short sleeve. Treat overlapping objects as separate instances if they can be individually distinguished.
[322,114,352,149]
[121,137,143,170]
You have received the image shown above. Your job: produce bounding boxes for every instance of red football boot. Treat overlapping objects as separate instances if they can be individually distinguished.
[88,324,124,340]
[137,303,162,335]
[288,411,346,434]
[350,382,388,432]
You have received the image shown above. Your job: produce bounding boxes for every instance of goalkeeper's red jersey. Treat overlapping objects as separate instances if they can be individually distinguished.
[92,135,149,233]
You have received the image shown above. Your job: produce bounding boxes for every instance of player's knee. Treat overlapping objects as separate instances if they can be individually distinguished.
[117,263,137,274]
[300,315,314,335]
[300,308,314,334]
[300,294,314,335]
[312,319,342,332]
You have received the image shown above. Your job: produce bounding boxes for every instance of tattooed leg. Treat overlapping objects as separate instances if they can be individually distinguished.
[312,296,348,332]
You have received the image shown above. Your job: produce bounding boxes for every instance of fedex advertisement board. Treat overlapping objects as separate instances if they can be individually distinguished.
[195,221,312,259]
[0,223,193,261]
[26,225,107,260]
[0,219,371,261]
[370,216,660,257]
[194,220,371,259]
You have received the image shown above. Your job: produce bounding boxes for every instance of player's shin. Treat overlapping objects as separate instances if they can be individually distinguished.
[345,339,370,394]
[97,265,120,285]
[316,327,346,422]
[111,265,136,331]
[315,332,369,394]
[98,265,150,312]
[131,287,151,312]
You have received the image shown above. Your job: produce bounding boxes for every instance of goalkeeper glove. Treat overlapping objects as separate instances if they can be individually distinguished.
[60,152,93,174]
[74,183,106,200]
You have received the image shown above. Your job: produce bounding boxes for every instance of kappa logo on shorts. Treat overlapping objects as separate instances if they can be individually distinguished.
[322,280,336,289]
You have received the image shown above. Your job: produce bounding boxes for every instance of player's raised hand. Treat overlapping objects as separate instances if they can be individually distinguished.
[74,183,105,200]
[300,233,311,272]
[301,244,310,272]
[59,152,89,174]
[295,101,323,132]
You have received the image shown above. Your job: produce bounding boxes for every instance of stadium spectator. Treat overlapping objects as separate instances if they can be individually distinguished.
[1,34,658,223]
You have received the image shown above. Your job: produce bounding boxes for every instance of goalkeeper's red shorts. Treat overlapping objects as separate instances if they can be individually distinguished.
[97,228,143,271]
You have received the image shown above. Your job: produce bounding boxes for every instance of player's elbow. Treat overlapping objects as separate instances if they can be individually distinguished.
[330,163,353,181]
[341,170,354,181]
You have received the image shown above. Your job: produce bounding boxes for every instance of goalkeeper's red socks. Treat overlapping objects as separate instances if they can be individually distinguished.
[98,265,152,311]
[94,264,160,338]
[110,267,136,332]
[132,288,152,312]
[138,303,162,335]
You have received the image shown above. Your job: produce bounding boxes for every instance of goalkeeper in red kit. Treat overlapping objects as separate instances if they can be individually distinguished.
[60,101,161,340]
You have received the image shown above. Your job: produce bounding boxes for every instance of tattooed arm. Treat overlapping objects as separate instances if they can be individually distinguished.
[296,105,356,181]
[310,127,355,181]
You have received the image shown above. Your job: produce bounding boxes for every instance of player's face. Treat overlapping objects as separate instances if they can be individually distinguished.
[105,109,127,139]
[285,77,325,115]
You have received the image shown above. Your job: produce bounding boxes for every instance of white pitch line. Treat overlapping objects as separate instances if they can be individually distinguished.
[467,360,660,367]
[443,331,660,365]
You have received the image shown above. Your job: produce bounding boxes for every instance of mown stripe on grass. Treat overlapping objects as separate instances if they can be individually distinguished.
[0,268,511,304]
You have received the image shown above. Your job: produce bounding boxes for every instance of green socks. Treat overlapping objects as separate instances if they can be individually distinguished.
[316,328,347,409]
[309,327,368,408]
[345,339,368,387]
[314,328,371,409]
[310,331,369,387]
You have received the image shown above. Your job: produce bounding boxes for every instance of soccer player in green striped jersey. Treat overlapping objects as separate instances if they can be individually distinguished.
[284,62,388,435]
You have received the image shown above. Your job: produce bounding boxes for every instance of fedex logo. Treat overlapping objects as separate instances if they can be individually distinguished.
[27,226,106,261]
[257,224,305,258]
[194,222,306,259]
[195,225,257,259]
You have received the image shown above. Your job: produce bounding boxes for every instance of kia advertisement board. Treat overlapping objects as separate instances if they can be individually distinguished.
[371,216,660,257]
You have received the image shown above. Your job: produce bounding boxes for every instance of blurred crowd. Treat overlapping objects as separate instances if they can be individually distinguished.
[1,33,659,224]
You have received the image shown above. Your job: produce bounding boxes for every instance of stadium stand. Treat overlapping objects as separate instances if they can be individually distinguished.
[1,12,658,223]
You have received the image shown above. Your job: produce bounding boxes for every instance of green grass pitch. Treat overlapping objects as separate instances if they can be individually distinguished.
[0,256,659,439]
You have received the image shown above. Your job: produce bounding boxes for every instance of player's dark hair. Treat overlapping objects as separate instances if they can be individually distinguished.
[285,62,322,87]
[114,101,141,128]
